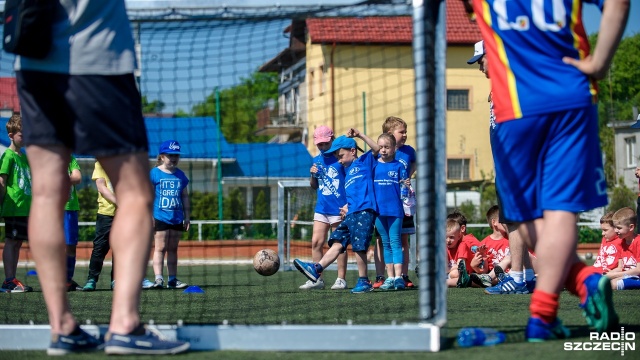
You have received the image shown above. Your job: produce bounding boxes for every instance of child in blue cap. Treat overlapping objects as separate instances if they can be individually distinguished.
[150,140,190,289]
[294,128,379,293]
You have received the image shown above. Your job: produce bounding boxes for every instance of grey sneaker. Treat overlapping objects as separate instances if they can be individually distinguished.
[152,278,164,289]
[167,279,188,289]
[299,279,325,290]
[331,278,347,290]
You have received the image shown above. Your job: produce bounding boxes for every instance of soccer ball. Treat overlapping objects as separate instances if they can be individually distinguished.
[253,249,280,276]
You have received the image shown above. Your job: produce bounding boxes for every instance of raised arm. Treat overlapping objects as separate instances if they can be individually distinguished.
[347,128,380,157]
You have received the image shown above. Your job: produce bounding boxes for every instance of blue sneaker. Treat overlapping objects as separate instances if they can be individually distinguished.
[351,278,373,294]
[293,259,320,282]
[526,317,570,342]
[394,277,406,290]
[142,278,155,289]
[379,277,395,290]
[526,277,537,293]
[484,274,529,295]
[580,273,619,332]
[104,325,190,355]
[47,326,103,355]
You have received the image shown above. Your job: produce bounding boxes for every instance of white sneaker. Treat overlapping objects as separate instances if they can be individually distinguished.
[331,278,347,290]
[299,279,325,290]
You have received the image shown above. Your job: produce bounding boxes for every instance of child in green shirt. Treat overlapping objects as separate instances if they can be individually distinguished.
[0,115,33,293]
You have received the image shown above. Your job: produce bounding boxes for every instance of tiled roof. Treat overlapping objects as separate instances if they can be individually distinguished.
[446,0,483,44]
[307,16,412,44]
[0,78,20,112]
[306,0,481,45]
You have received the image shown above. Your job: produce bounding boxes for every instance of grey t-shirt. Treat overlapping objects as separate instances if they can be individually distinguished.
[15,0,136,75]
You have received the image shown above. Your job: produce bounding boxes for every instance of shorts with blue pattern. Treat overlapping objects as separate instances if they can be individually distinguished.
[328,209,375,253]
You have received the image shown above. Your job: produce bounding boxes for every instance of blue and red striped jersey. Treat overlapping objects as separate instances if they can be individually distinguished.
[471,0,603,122]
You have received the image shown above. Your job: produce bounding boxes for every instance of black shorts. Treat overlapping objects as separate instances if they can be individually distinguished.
[4,216,29,241]
[154,219,184,232]
[17,71,148,157]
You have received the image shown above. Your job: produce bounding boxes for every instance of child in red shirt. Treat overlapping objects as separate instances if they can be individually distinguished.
[605,207,640,290]
[446,218,478,288]
[592,212,623,274]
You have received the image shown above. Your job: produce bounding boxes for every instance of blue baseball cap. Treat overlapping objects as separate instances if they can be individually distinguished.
[159,140,181,154]
[326,135,358,154]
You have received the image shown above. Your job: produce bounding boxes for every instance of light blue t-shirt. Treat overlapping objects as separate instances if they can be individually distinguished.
[151,167,189,225]
[396,145,416,174]
[344,151,377,214]
[313,154,347,216]
[374,160,405,218]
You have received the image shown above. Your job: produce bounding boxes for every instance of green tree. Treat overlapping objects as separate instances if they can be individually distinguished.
[607,180,637,213]
[592,33,640,186]
[141,95,166,114]
[191,71,279,143]
[252,190,273,238]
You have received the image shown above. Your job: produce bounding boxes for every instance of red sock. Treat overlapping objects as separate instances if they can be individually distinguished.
[530,290,559,324]
[564,262,598,303]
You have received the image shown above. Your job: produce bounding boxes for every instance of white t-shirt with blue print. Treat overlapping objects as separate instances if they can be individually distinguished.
[151,167,189,225]
[344,151,377,214]
[313,154,347,216]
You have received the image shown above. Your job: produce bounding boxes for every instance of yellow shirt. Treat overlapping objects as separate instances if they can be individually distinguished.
[92,161,116,216]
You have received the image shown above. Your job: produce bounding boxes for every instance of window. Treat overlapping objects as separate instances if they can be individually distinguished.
[447,158,470,180]
[625,136,637,168]
[447,89,470,110]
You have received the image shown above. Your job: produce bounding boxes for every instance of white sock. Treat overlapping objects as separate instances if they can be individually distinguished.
[524,268,535,282]
[155,275,163,281]
[510,271,524,284]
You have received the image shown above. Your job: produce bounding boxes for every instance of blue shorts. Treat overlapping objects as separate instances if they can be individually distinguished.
[64,210,79,246]
[328,209,375,252]
[492,105,607,222]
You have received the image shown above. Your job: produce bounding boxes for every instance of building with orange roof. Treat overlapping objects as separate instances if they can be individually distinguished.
[259,0,494,185]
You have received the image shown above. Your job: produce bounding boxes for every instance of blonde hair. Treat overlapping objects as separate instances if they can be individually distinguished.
[155,155,163,167]
[6,114,21,135]
[600,211,615,226]
[377,133,396,148]
[382,116,407,133]
[612,207,636,227]
[486,205,499,225]
[446,218,460,232]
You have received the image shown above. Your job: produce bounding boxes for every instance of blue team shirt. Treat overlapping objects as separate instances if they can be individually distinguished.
[373,160,405,218]
[151,167,189,225]
[472,0,603,122]
[344,151,378,214]
[395,145,416,174]
[313,154,347,216]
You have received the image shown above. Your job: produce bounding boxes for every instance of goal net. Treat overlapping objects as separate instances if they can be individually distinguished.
[0,0,446,352]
